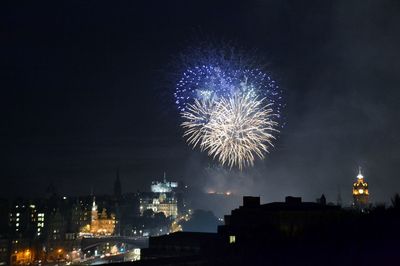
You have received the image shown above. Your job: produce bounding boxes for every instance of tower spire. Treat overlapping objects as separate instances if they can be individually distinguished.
[357,166,363,179]
[353,166,369,210]
[92,195,97,210]
[114,168,122,198]
[91,195,98,222]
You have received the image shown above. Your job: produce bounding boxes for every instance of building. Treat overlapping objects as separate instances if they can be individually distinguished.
[46,209,65,240]
[218,196,343,247]
[151,173,178,193]
[9,238,34,266]
[141,196,345,264]
[140,196,400,265]
[352,167,369,210]
[140,193,178,219]
[80,197,116,236]
[140,174,178,219]
[9,201,45,239]
[0,238,9,266]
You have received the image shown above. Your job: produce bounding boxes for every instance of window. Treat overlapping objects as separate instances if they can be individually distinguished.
[229,235,236,244]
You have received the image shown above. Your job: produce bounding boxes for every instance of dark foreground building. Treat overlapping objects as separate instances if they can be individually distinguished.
[114,196,400,266]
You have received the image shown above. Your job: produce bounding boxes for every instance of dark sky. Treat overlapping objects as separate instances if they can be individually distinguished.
[1,0,400,204]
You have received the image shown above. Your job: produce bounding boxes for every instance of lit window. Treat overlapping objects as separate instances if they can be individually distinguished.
[229,235,236,244]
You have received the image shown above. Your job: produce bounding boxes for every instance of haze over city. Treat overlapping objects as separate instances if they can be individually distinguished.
[2,1,400,205]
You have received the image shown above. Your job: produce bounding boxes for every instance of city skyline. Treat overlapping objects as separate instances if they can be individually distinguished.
[1,167,376,208]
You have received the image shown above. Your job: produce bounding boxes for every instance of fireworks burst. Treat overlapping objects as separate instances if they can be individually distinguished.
[174,65,283,121]
[181,98,214,148]
[174,44,284,169]
[181,92,278,170]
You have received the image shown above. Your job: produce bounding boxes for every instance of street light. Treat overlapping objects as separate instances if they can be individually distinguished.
[25,249,31,261]
[57,249,63,266]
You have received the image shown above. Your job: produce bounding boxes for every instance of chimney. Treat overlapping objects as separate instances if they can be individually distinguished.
[243,196,260,208]
[285,196,302,205]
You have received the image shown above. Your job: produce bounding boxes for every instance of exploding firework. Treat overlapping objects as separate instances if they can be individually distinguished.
[204,93,277,169]
[181,91,278,170]
[174,65,283,120]
[181,98,215,148]
[174,44,283,121]
[175,44,283,169]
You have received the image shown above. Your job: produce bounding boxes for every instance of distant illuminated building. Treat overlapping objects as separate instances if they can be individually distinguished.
[80,197,116,236]
[352,167,369,210]
[151,173,178,193]
[140,194,178,218]
[140,173,178,218]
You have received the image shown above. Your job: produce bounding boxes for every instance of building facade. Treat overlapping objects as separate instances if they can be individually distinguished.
[80,197,116,236]
[140,175,178,219]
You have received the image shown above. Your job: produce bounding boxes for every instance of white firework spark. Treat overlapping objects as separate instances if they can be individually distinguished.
[181,99,215,148]
[181,92,278,170]
[203,93,277,169]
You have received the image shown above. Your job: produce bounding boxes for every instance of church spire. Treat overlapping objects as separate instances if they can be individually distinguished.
[114,168,122,198]
[92,196,97,211]
[91,195,98,223]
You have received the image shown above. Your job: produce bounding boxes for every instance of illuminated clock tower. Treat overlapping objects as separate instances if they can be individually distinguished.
[352,167,369,210]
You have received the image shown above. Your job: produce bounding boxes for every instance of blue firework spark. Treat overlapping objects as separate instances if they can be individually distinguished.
[174,64,284,121]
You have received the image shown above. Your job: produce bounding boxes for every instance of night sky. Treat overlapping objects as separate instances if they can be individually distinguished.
[1,1,400,204]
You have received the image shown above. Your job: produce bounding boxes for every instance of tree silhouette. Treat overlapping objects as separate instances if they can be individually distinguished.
[181,210,220,233]
[391,193,400,210]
